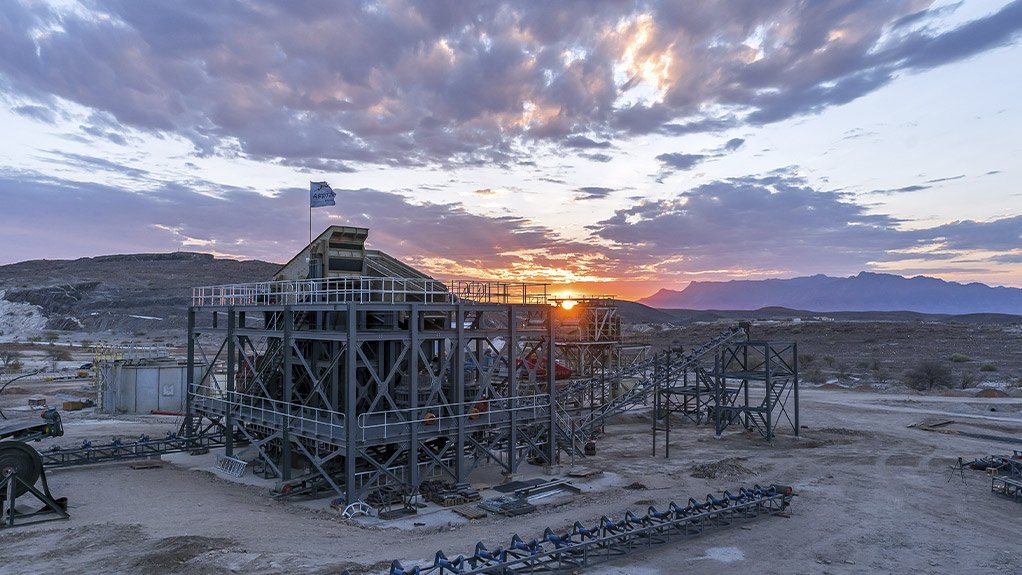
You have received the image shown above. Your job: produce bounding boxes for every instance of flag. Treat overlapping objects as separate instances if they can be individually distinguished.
[310,181,336,208]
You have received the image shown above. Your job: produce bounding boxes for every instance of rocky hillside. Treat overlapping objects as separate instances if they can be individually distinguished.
[640,272,1022,315]
[0,253,280,338]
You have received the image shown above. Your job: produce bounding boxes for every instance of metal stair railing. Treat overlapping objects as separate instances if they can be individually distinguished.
[569,326,746,441]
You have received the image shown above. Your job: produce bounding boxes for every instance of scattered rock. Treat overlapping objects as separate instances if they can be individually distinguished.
[691,457,754,481]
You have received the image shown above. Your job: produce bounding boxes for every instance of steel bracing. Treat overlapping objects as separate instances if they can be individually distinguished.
[185,274,799,503]
[651,340,800,453]
[345,483,793,575]
[187,281,561,504]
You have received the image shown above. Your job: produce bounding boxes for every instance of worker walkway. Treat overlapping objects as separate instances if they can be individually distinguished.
[192,391,552,447]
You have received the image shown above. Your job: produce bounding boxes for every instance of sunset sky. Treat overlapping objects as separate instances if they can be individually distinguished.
[1,1,1020,300]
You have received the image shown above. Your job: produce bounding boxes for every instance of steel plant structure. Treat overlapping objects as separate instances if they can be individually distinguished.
[188,275,565,504]
[184,227,798,505]
[186,227,603,504]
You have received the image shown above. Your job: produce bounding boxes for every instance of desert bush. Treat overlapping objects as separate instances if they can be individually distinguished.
[870,358,889,385]
[1,348,23,373]
[904,360,953,391]
[802,364,827,385]
[979,364,998,372]
[46,348,73,362]
[798,353,816,368]
[949,353,972,363]
[1,348,19,366]
[823,355,837,368]
[836,361,851,381]
[959,371,977,389]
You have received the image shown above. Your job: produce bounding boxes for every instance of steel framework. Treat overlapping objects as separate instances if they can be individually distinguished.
[187,278,560,504]
[653,340,800,453]
[185,269,800,504]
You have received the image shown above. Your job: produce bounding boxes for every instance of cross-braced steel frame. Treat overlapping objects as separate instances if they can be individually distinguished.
[652,340,800,454]
[709,340,799,440]
[187,297,559,505]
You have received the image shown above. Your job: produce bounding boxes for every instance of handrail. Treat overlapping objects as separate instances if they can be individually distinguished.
[355,393,552,441]
[191,277,551,306]
[190,385,345,441]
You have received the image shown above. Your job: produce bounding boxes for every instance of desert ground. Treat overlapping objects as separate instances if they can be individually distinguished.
[2,372,1021,574]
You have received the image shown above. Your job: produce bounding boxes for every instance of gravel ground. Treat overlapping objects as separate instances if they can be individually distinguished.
[2,386,1021,574]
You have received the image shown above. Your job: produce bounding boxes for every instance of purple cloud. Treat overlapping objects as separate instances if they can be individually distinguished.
[656,152,707,171]
[1,1,1018,168]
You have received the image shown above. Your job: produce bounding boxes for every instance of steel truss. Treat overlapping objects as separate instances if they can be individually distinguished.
[552,297,624,379]
[650,340,800,455]
[349,483,793,575]
[561,327,749,445]
[188,301,559,505]
[711,341,799,439]
[186,273,801,502]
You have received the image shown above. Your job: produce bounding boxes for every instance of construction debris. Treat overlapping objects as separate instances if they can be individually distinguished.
[478,496,536,517]
[452,504,487,520]
[420,480,481,507]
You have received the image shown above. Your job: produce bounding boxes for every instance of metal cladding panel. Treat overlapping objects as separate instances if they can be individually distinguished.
[157,366,186,412]
[134,367,161,412]
[119,365,135,412]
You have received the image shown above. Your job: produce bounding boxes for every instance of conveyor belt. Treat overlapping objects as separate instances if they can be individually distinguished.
[41,432,226,468]
[345,482,793,575]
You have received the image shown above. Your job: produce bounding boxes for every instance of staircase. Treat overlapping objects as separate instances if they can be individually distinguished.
[555,326,747,451]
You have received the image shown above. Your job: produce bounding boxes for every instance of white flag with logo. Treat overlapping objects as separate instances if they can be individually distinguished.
[310,181,336,208]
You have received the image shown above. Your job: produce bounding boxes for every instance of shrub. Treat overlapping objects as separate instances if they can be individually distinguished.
[802,365,827,385]
[0,348,21,367]
[959,371,977,389]
[46,348,73,362]
[870,359,889,385]
[836,361,850,381]
[904,360,953,391]
[979,364,998,372]
[949,353,972,363]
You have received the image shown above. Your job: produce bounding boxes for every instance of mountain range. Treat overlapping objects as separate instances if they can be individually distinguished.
[639,272,1022,315]
[2,253,1020,341]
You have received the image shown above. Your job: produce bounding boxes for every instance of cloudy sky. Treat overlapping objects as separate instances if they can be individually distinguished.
[1,0,1020,299]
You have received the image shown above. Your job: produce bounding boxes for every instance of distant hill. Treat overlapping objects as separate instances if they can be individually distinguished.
[0,253,280,337]
[639,272,1022,315]
[613,300,684,324]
